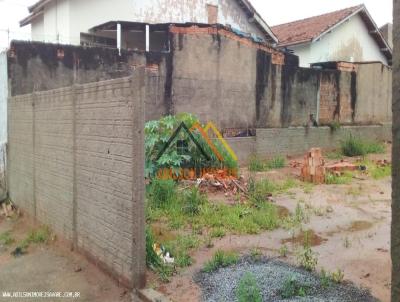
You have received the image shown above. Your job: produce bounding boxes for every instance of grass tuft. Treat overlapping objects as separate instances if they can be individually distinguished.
[0,231,15,246]
[281,275,309,298]
[236,272,262,302]
[203,250,238,273]
[248,156,286,172]
[341,135,385,157]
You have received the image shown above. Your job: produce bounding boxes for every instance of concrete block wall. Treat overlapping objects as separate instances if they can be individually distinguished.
[7,74,145,288]
[256,124,392,158]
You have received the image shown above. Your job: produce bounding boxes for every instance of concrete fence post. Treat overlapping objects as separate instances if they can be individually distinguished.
[130,69,146,289]
[72,84,78,249]
[392,0,400,300]
[32,91,37,221]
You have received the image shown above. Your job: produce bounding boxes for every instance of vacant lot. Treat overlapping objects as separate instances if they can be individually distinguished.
[147,145,392,302]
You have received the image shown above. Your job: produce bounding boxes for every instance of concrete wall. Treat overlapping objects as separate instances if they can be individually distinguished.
[8,26,392,130]
[8,41,145,96]
[294,14,389,67]
[7,75,145,288]
[256,124,392,158]
[354,63,392,123]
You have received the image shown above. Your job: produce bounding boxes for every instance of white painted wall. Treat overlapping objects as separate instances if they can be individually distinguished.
[29,0,266,45]
[291,14,388,67]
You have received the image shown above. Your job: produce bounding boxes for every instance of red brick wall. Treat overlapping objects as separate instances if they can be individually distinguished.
[169,25,285,65]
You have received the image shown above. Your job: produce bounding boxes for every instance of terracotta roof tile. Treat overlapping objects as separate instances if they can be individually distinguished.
[272,5,364,46]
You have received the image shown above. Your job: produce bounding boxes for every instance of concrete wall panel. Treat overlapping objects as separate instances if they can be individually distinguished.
[7,74,145,288]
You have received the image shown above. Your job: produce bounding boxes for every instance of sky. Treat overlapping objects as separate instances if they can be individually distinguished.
[0,0,393,51]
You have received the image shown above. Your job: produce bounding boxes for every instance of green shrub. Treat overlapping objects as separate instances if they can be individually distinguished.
[236,273,262,302]
[148,179,178,209]
[281,275,309,298]
[341,135,367,157]
[203,250,238,273]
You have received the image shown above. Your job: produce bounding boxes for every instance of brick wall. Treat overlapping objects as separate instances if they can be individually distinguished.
[7,74,145,288]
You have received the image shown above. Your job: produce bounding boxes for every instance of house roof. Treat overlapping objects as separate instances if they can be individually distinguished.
[271,5,392,62]
[20,0,278,43]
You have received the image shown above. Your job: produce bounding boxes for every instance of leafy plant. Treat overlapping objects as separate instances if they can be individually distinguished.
[330,269,345,283]
[296,245,318,271]
[236,272,262,302]
[203,250,238,273]
[145,113,238,179]
[280,275,309,298]
[320,269,332,288]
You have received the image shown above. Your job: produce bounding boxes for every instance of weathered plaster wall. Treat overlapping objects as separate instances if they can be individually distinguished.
[355,63,392,123]
[8,75,145,288]
[8,26,392,130]
[8,41,145,96]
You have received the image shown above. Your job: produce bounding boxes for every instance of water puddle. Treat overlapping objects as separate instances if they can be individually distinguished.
[281,229,327,247]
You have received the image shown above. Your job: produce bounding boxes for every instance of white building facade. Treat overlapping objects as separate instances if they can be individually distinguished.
[272,5,392,67]
[21,0,277,46]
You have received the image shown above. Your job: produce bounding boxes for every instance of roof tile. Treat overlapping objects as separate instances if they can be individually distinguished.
[272,5,363,46]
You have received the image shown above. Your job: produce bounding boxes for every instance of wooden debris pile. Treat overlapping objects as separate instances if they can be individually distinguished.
[196,170,247,195]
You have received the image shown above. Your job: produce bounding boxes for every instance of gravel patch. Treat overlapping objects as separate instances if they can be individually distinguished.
[195,257,378,302]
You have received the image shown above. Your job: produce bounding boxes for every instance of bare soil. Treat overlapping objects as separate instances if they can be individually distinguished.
[0,216,130,302]
[154,150,392,302]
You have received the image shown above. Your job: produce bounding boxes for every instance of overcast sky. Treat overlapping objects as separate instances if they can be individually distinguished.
[0,0,393,51]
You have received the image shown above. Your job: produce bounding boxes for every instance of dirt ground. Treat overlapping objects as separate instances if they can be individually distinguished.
[0,216,130,302]
[0,149,392,302]
[153,150,392,302]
